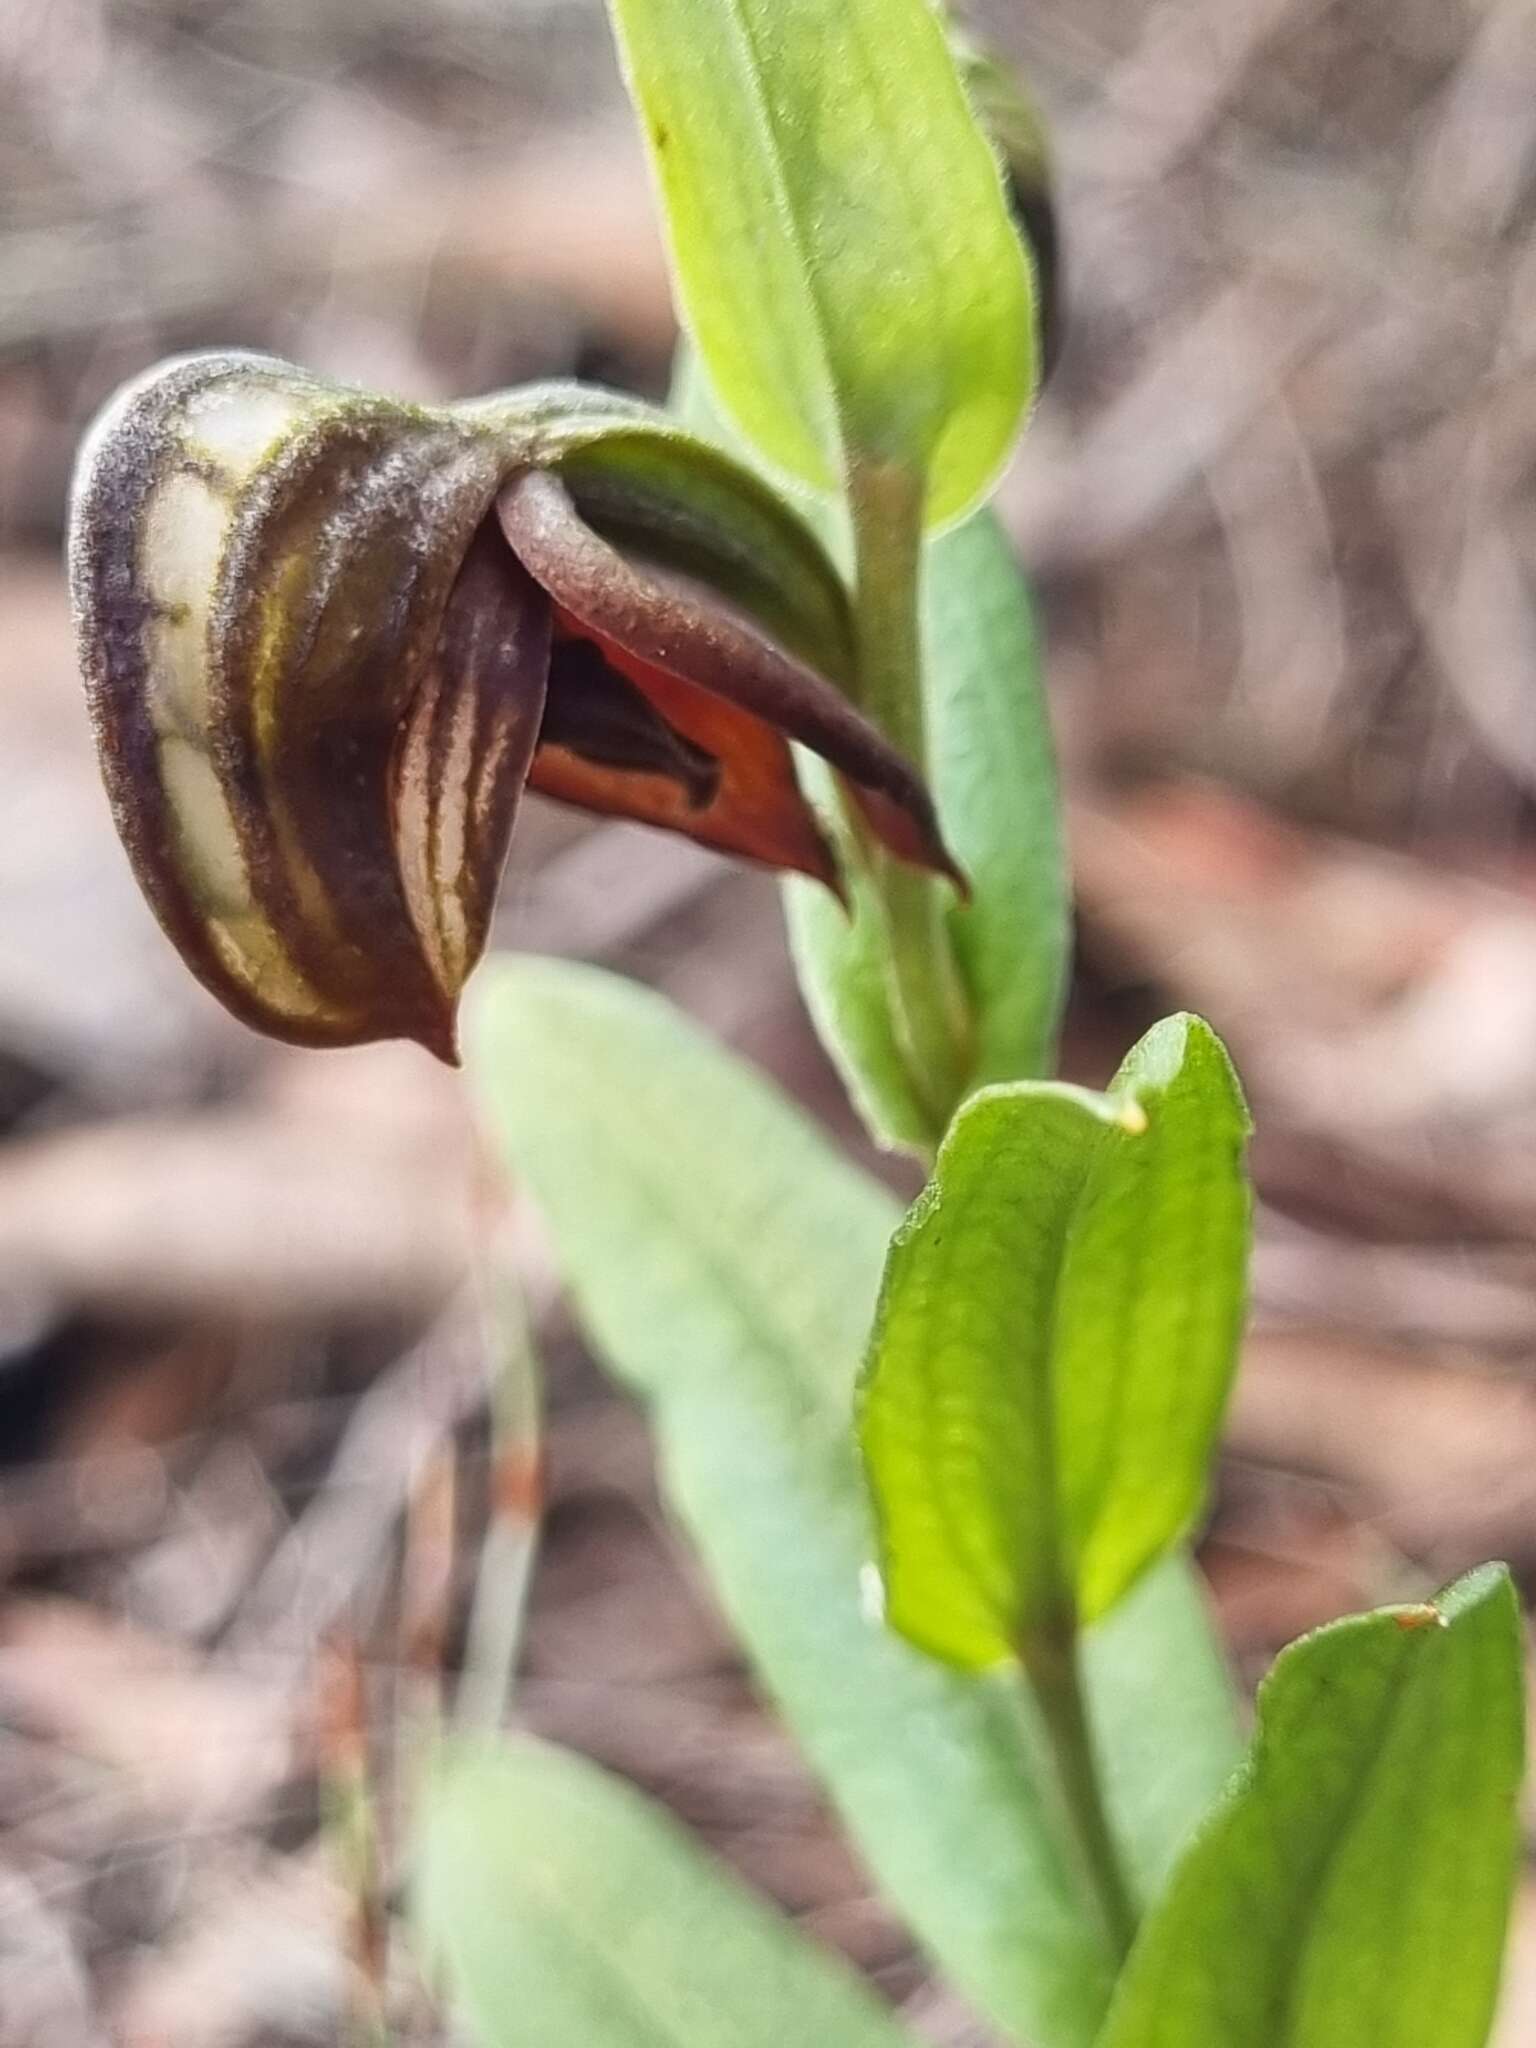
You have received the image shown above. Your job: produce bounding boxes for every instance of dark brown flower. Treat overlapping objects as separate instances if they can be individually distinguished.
[70,353,957,1058]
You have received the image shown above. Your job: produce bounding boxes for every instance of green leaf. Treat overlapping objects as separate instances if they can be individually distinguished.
[784,832,933,1153]
[469,961,1240,2046]
[936,512,1067,1092]
[470,957,1111,2044]
[1084,1553,1243,1905]
[860,1015,1251,1670]
[1100,1565,1526,2048]
[416,1736,915,2048]
[608,0,1033,526]
[786,506,1067,1150]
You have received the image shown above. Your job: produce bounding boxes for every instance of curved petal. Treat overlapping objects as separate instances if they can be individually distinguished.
[69,352,547,1053]
[533,615,842,889]
[395,524,552,1043]
[498,470,962,888]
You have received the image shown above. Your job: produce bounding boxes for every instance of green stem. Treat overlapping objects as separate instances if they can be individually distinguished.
[316,1641,390,2047]
[457,1272,543,1730]
[1022,1619,1138,1964]
[845,455,972,1132]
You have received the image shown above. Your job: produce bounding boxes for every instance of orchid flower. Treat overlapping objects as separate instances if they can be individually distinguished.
[70,354,957,1056]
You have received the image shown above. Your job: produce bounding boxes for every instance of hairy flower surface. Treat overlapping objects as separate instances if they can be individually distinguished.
[70,353,956,1056]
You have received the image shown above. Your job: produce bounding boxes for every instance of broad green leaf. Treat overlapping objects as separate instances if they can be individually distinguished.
[608,0,1033,526]
[469,960,1238,2047]
[416,1736,914,2048]
[1100,1565,1525,2048]
[860,1015,1251,1670]
[470,957,1111,2044]
[787,506,1067,1148]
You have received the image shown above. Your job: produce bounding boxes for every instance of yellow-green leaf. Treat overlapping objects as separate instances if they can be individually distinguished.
[1101,1566,1525,2048]
[609,0,1034,526]
[860,1016,1251,1669]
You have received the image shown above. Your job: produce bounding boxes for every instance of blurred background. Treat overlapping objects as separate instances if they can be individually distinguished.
[4,0,1536,2040]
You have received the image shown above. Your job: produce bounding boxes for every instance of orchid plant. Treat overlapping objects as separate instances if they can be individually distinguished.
[68,3,1524,2046]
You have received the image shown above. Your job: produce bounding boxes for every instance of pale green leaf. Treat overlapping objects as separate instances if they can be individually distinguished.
[416,1736,915,2048]
[1100,1565,1525,2048]
[1084,1553,1242,1905]
[859,1015,1251,1669]
[784,838,934,1153]
[469,956,1113,2045]
[469,961,1241,2044]
[935,511,1066,1093]
[608,0,1033,525]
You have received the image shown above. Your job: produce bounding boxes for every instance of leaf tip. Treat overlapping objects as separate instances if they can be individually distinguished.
[1431,1558,1517,1626]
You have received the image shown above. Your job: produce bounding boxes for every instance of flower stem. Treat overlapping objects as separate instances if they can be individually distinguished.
[1021,1617,1138,1964]
[316,1635,390,2046]
[845,455,972,1133]
[457,1272,543,1730]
